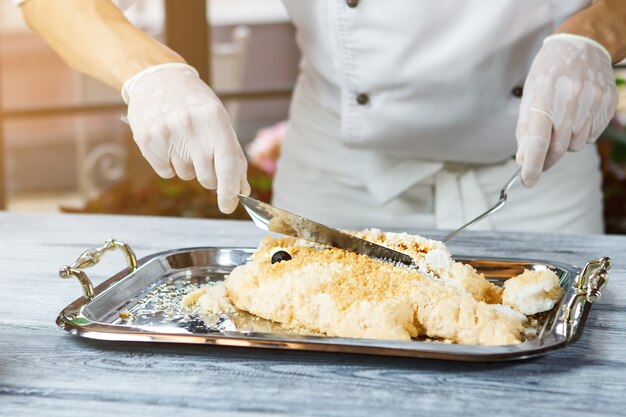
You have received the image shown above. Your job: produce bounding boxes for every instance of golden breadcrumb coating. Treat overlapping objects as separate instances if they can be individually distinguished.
[350,229,502,304]
[183,230,565,346]
[225,236,524,345]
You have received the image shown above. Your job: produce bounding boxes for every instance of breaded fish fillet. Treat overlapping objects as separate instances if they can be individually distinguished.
[351,229,503,304]
[225,236,525,345]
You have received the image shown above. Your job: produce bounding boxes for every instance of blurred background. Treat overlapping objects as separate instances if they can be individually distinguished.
[0,0,296,219]
[0,0,626,233]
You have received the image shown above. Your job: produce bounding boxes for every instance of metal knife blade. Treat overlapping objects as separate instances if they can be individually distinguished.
[238,195,416,267]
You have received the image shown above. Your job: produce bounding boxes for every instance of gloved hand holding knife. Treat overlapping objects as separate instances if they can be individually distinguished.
[19,0,250,215]
[122,63,251,214]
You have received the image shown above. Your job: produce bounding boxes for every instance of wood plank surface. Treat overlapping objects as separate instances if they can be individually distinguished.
[0,212,624,417]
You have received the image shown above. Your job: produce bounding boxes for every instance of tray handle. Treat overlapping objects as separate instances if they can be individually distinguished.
[562,257,611,333]
[58,239,138,300]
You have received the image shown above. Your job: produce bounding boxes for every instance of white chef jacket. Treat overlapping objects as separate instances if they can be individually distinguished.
[273,0,604,233]
[281,0,590,161]
[15,0,605,233]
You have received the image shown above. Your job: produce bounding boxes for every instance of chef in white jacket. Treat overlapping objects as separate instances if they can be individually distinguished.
[18,0,626,233]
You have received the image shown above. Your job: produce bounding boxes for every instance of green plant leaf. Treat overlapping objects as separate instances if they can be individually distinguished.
[602,125,626,146]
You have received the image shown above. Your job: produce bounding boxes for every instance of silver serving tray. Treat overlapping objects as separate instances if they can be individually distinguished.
[56,239,611,362]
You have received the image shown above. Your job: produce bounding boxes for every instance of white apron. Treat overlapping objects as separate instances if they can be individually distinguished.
[273,0,604,234]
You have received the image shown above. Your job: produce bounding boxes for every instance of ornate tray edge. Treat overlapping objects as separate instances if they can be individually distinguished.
[55,241,611,362]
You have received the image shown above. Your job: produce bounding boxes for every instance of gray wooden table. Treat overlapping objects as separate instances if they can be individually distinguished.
[0,212,624,417]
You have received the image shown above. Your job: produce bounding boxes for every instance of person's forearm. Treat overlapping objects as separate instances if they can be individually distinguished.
[20,0,185,90]
[557,0,626,63]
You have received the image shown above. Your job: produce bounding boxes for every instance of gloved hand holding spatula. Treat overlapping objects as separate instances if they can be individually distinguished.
[516,33,618,187]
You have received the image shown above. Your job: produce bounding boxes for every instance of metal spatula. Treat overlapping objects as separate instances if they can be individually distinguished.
[238,195,416,267]
[440,167,521,242]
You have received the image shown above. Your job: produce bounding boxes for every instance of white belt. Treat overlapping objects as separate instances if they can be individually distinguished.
[365,160,495,231]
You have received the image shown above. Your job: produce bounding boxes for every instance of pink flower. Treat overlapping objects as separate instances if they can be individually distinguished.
[246,120,287,175]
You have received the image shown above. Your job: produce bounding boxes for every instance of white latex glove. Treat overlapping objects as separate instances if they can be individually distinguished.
[122,63,251,213]
[516,33,618,187]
